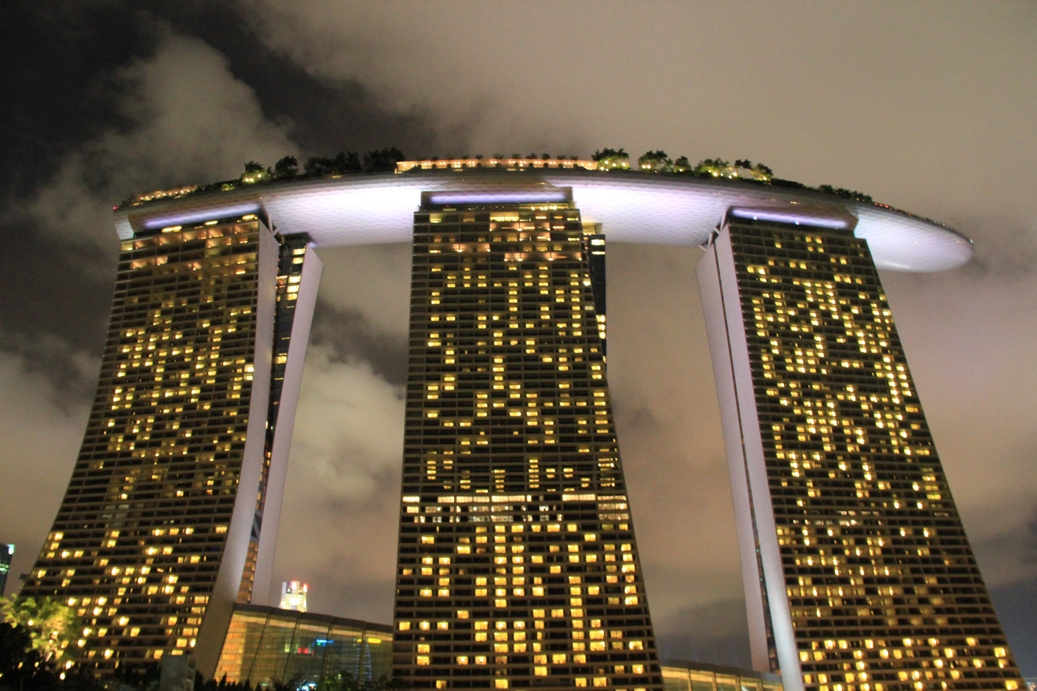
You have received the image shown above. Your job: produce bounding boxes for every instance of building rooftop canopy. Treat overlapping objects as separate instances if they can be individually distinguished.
[114,166,973,273]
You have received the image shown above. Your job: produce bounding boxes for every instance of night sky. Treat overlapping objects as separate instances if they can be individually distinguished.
[1,1,1034,675]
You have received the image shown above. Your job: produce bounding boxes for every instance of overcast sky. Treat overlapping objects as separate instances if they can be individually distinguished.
[1,0,1034,675]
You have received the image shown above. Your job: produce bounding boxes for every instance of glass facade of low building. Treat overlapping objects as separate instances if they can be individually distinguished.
[661,660,783,691]
[214,605,778,691]
[213,605,392,686]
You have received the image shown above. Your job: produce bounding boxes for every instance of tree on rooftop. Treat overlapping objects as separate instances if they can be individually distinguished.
[591,148,629,170]
[752,162,774,179]
[363,147,405,172]
[304,156,330,176]
[332,151,362,174]
[693,157,731,177]
[820,185,872,202]
[273,156,299,179]
[240,160,269,184]
[304,152,362,176]
[637,150,671,172]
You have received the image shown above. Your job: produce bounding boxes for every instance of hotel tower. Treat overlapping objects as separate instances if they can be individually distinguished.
[20,214,322,675]
[19,163,1023,691]
[699,216,1022,691]
[392,193,662,690]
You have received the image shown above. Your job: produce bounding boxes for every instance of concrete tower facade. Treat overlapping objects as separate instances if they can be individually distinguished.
[392,194,662,690]
[20,166,1024,689]
[21,214,321,675]
[698,218,1023,691]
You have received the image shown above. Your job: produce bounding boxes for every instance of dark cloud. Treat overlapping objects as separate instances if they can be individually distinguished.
[14,31,298,254]
[654,599,752,669]
[0,227,114,352]
[308,244,413,385]
[288,342,404,503]
[0,3,156,193]
[130,1,453,157]
[991,577,1037,677]
[0,328,99,410]
[238,2,592,156]
[274,421,402,623]
[0,330,93,596]
[964,220,1037,279]
[308,299,408,388]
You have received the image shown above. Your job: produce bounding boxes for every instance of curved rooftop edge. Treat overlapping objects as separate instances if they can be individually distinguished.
[113,169,973,272]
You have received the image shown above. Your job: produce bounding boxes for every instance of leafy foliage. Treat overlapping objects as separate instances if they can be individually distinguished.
[0,596,78,665]
[591,148,629,170]
[129,144,889,220]
[193,672,252,691]
[362,147,405,173]
[693,157,731,176]
[273,156,299,179]
[637,150,671,172]
[305,152,362,176]
[0,620,52,690]
[818,184,873,202]
[240,161,270,184]
[690,157,772,181]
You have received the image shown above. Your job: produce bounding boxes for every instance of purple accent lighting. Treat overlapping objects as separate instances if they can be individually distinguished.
[427,191,570,205]
[141,203,263,230]
[729,208,849,230]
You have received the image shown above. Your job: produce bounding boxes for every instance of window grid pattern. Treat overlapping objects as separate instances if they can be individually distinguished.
[21,217,307,670]
[393,204,662,690]
[726,222,1023,691]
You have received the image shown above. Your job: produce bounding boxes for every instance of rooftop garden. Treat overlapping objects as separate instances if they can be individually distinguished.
[120,147,952,231]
